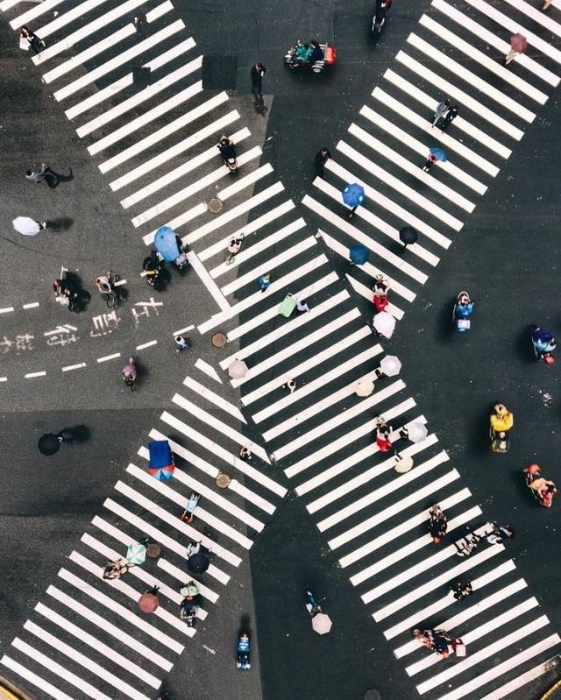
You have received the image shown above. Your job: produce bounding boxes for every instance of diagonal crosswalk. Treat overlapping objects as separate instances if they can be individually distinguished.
[3,0,561,696]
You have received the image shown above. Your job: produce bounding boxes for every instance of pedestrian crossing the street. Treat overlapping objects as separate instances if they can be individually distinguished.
[0,367,286,700]
[3,0,561,697]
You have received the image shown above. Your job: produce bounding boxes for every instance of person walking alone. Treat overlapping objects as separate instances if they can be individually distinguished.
[314,147,331,179]
[26,163,58,188]
[439,105,459,132]
[250,63,266,101]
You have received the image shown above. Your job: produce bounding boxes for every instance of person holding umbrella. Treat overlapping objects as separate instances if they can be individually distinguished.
[342,183,365,219]
[505,33,527,66]
[422,147,447,173]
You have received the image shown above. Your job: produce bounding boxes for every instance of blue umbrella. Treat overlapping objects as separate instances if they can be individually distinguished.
[430,147,447,162]
[350,244,369,265]
[342,183,365,208]
[155,226,181,262]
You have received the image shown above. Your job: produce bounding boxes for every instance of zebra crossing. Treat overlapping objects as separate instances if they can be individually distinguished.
[1,367,286,699]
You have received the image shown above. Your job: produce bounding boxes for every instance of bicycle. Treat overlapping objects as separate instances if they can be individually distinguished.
[225,233,244,266]
[96,271,121,308]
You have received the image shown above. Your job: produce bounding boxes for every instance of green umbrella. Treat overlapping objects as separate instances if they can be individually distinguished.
[126,543,147,565]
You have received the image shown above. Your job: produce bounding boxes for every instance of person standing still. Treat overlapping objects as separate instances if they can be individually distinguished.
[314,147,331,179]
[250,63,266,101]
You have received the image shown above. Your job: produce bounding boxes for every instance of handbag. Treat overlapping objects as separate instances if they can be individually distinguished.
[278,293,296,318]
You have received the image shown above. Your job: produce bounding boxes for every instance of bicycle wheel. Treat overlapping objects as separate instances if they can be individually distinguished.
[105,292,116,309]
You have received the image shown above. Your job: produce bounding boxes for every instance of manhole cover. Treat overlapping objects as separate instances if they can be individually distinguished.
[215,473,231,489]
[212,332,227,348]
[208,197,223,213]
[147,543,161,559]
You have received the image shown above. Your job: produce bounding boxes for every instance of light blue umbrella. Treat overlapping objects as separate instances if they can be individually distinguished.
[430,147,447,162]
[154,226,181,262]
[342,183,365,208]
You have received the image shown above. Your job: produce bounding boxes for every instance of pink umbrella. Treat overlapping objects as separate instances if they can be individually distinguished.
[510,34,527,53]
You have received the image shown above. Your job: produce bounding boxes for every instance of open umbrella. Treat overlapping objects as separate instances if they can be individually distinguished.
[12,216,41,236]
[379,355,401,377]
[355,379,375,397]
[187,551,210,574]
[126,543,147,565]
[430,147,447,162]
[342,183,365,208]
[138,592,159,613]
[510,33,527,53]
[228,359,248,379]
[373,311,396,338]
[407,422,428,444]
[312,613,333,635]
[399,227,418,247]
[350,244,369,265]
[38,433,60,456]
[148,465,175,482]
[394,454,414,473]
[154,226,181,262]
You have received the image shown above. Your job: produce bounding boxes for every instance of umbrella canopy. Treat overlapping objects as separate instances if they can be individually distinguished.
[379,355,402,377]
[38,433,60,456]
[342,183,365,208]
[148,465,175,482]
[355,379,375,397]
[180,582,200,598]
[13,216,41,236]
[154,226,181,262]
[148,440,173,468]
[394,455,414,473]
[228,359,248,379]
[126,543,147,565]
[138,592,159,613]
[350,244,369,265]
[187,551,210,574]
[312,613,333,635]
[407,422,428,444]
[399,227,418,246]
[373,311,396,338]
[429,147,447,162]
[510,33,527,53]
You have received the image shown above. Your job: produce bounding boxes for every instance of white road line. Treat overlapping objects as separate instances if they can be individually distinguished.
[344,269,404,319]
[46,585,172,669]
[368,92,499,176]
[187,251,231,312]
[384,69,512,159]
[0,306,14,314]
[173,324,195,335]
[110,109,238,190]
[11,639,112,700]
[66,75,134,120]
[31,0,112,40]
[148,427,276,515]
[104,497,233,581]
[0,377,7,383]
[432,0,558,87]
[24,371,46,379]
[503,0,561,37]
[101,91,228,174]
[62,362,87,372]
[373,544,503,621]
[54,19,184,101]
[218,163,274,200]
[10,0,65,30]
[344,488,473,571]
[183,376,245,422]
[23,302,40,309]
[0,656,75,700]
[97,353,121,363]
[159,411,286,498]
[195,359,222,383]
[24,621,151,700]
[478,659,560,700]
[78,52,198,137]
[396,52,524,140]
[227,270,338,341]
[384,562,519,641]
[35,603,160,688]
[420,14,547,104]
[136,340,158,350]
[318,451,449,534]
[306,200,418,299]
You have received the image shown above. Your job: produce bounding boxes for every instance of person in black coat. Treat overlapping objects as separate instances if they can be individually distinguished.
[250,63,266,100]
[314,147,331,179]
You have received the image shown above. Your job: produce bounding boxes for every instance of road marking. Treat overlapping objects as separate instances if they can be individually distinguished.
[62,363,87,372]
[96,353,121,363]
[187,252,231,312]
[0,656,75,700]
[195,359,222,383]
[136,340,157,350]
[23,302,40,309]
[0,307,14,314]
[24,371,46,379]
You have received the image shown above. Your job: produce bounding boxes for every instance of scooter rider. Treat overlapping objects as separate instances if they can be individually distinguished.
[531,325,556,363]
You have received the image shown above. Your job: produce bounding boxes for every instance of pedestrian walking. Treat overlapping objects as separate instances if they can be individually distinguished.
[505,33,527,66]
[314,147,331,179]
[428,504,448,544]
[258,273,271,292]
[422,154,437,172]
[439,104,459,132]
[26,163,58,188]
[372,274,390,314]
[432,99,450,127]
[449,579,474,601]
[175,335,192,353]
[133,12,148,37]
[102,559,133,580]
[239,445,253,461]
[250,63,266,101]
[20,25,46,54]
[226,235,243,265]
[180,492,201,524]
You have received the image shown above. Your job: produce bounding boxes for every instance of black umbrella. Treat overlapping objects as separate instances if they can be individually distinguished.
[187,551,209,574]
[38,433,60,456]
[399,227,418,247]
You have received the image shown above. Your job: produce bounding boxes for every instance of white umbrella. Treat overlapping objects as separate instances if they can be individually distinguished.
[228,359,248,379]
[126,542,147,565]
[407,422,428,444]
[379,355,401,377]
[355,379,374,397]
[373,311,396,339]
[13,216,41,236]
[394,454,414,473]
[312,613,332,635]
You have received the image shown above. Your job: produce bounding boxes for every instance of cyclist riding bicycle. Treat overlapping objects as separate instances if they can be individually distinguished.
[121,358,137,390]
[95,275,113,294]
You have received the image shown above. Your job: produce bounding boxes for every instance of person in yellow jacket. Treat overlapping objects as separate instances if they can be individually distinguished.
[490,403,514,453]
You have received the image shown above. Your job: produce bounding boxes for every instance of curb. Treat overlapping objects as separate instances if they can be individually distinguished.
[541,680,561,700]
[0,676,33,700]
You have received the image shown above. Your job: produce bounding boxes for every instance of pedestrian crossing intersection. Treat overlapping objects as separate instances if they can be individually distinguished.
[3,0,561,697]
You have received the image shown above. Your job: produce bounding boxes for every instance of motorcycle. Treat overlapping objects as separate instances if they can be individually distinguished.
[141,251,164,289]
[217,136,238,175]
[489,402,513,454]
[531,325,556,364]
[452,291,474,332]
[236,633,251,670]
[371,0,393,36]
[284,40,337,73]
[525,464,557,508]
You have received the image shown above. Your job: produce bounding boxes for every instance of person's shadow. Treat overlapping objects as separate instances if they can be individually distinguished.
[50,167,74,186]
[48,217,74,232]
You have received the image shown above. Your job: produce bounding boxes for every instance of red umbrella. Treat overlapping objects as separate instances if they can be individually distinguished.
[138,592,159,613]
[510,34,527,53]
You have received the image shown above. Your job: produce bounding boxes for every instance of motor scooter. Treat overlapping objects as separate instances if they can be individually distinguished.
[524,464,557,508]
[452,291,474,332]
[236,633,251,670]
